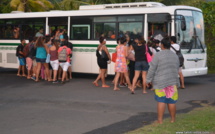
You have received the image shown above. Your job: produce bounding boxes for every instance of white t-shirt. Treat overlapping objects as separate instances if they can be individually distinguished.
[170,43,180,53]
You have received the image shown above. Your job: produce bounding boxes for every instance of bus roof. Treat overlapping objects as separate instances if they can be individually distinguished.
[0,4,201,19]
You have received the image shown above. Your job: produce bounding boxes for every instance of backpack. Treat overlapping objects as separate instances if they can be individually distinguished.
[23,43,30,57]
[171,46,184,67]
[58,47,67,62]
[16,46,19,57]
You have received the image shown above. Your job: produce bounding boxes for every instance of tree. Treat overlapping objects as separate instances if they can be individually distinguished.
[10,0,54,12]
[0,0,12,13]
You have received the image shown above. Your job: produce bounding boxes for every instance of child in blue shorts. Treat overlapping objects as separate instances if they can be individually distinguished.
[16,38,26,77]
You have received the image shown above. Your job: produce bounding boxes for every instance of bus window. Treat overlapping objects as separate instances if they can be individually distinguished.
[118,15,143,39]
[176,10,205,50]
[24,18,45,38]
[48,17,68,37]
[148,13,170,41]
[119,22,142,39]
[72,25,90,40]
[0,18,45,39]
[70,17,93,40]
[94,23,116,39]
[93,16,116,39]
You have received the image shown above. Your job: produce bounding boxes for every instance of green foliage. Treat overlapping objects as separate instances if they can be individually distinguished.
[127,106,215,134]
[0,0,12,13]
[197,2,215,72]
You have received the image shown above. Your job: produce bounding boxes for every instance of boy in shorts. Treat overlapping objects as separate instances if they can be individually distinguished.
[16,38,26,77]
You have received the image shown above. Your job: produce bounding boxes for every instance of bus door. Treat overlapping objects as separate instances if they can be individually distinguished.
[175,10,207,76]
[147,13,171,41]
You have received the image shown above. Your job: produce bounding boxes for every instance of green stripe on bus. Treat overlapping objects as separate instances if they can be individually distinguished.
[0,43,117,48]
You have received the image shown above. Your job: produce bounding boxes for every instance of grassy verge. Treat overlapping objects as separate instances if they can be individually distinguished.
[208,69,215,74]
[126,106,215,134]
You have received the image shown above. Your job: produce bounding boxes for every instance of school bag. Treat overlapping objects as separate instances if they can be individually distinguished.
[58,47,67,62]
[171,46,184,67]
[23,43,30,57]
[16,46,19,57]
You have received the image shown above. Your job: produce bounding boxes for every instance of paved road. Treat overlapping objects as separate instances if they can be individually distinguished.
[0,69,215,134]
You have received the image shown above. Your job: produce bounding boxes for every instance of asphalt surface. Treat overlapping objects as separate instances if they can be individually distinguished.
[0,68,215,134]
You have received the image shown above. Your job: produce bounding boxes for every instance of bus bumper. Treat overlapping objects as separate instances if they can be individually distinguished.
[182,67,208,77]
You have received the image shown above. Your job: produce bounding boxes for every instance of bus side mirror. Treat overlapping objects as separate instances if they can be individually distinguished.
[181,16,186,31]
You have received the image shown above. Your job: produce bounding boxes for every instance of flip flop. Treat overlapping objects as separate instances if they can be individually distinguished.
[102,85,110,88]
[17,74,22,77]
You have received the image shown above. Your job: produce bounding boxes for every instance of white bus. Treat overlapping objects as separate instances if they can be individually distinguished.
[0,2,207,77]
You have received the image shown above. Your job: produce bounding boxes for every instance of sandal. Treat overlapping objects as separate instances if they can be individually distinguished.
[102,85,110,88]
[17,74,22,77]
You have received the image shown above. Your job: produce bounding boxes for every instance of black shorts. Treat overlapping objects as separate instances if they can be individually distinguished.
[97,59,107,69]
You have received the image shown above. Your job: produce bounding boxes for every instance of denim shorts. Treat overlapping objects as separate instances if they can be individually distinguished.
[18,57,26,66]
[36,58,46,63]
[135,61,149,71]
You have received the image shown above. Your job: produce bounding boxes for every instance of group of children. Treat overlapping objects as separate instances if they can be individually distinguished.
[16,33,73,84]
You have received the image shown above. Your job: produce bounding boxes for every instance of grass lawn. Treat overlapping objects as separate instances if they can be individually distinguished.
[126,106,215,134]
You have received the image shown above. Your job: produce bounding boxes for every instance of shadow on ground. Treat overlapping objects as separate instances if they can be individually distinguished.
[85,100,215,134]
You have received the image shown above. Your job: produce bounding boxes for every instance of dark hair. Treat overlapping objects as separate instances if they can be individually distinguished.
[116,38,120,44]
[161,37,171,49]
[35,36,45,47]
[120,36,127,44]
[99,36,105,43]
[45,35,51,43]
[170,36,176,43]
[153,39,160,44]
[20,38,25,42]
[138,36,146,45]
[51,39,59,50]
[60,29,64,33]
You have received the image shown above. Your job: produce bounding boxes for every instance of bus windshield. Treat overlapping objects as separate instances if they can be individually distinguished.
[175,10,205,51]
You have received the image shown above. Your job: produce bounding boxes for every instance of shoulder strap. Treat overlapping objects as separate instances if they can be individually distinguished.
[145,44,148,53]
[171,46,178,52]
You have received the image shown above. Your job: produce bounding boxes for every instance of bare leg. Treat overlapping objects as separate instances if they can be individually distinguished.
[93,69,101,86]
[49,70,53,81]
[131,71,141,93]
[157,102,166,124]
[66,72,69,81]
[123,72,132,90]
[53,70,58,81]
[17,65,21,76]
[114,72,120,90]
[101,69,109,87]
[35,63,41,81]
[62,71,67,82]
[179,72,185,88]
[68,66,72,79]
[27,69,31,79]
[119,73,124,85]
[32,65,37,78]
[21,65,26,76]
[43,63,51,81]
[167,103,176,123]
[142,71,147,94]
[58,66,62,80]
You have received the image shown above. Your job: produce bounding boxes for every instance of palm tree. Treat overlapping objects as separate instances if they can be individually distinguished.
[0,0,12,13]
[10,0,54,12]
